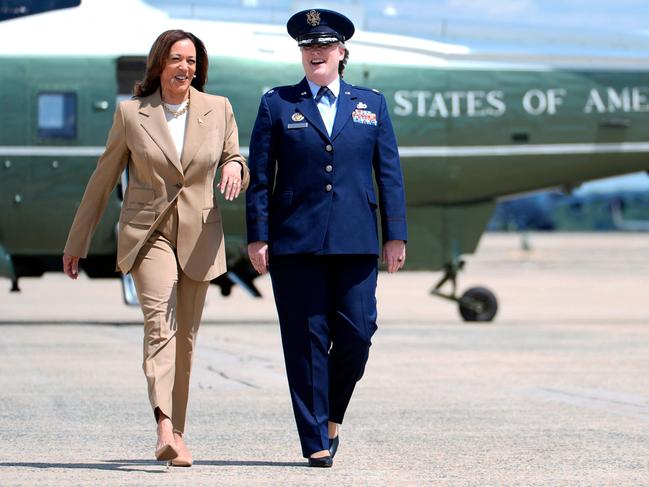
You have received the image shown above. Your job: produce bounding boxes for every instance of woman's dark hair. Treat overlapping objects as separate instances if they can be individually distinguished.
[134,29,208,97]
[338,46,349,77]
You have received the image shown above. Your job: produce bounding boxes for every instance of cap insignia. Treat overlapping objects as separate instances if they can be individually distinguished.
[292,112,305,122]
[306,10,321,27]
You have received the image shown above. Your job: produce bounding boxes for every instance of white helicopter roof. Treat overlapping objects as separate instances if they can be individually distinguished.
[0,0,469,67]
[1,0,649,70]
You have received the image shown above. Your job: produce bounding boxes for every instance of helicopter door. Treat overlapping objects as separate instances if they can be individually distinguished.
[115,55,147,197]
[116,57,146,306]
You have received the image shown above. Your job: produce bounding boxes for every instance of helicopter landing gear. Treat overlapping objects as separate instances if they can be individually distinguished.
[430,261,498,322]
[211,257,262,298]
[458,286,498,322]
[0,245,19,292]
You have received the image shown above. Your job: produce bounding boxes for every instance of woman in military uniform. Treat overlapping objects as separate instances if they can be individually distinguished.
[246,9,407,467]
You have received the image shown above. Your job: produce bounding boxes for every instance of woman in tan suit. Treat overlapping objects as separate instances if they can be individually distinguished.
[62,29,249,466]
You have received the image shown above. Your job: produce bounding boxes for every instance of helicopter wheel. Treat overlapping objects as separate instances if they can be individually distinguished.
[458,287,498,322]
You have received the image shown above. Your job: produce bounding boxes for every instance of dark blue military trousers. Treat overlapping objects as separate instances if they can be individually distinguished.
[269,254,378,458]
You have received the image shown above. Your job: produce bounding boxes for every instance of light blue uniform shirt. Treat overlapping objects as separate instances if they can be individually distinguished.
[307,77,340,137]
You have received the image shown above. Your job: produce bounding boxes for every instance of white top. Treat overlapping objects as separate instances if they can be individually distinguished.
[163,100,189,157]
[307,77,340,137]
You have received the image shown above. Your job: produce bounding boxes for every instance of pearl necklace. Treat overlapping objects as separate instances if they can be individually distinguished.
[162,98,190,118]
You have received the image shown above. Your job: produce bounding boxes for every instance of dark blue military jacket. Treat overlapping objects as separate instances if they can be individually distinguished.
[246,77,407,256]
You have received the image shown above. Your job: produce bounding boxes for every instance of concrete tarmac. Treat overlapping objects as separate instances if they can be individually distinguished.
[1,233,648,486]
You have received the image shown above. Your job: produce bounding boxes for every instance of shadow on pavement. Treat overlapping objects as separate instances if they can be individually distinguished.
[0,459,307,472]
[0,461,165,474]
[195,460,305,467]
[113,459,307,467]
[0,320,278,326]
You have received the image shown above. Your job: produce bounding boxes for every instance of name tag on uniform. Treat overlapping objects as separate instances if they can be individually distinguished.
[352,109,377,126]
[288,122,309,129]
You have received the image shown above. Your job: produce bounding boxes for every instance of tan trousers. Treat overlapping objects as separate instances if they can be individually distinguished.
[130,205,209,434]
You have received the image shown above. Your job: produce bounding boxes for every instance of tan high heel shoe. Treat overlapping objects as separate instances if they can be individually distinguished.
[155,417,179,461]
[155,443,179,461]
[169,431,193,467]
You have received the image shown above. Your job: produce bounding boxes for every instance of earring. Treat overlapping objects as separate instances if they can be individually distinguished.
[193,75,197,78]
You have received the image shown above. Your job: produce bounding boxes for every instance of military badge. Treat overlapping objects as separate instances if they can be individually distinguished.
[352,109,377,126]
[306,10,320,26]
[356,102,367,109]
[292,112,305,122]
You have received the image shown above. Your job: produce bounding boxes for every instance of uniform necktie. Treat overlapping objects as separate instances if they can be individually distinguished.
[315,86,335,103]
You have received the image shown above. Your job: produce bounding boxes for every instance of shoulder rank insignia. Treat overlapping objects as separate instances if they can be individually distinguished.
[356,101,367,109]
[372,88,380,93]
[292,112,305,122]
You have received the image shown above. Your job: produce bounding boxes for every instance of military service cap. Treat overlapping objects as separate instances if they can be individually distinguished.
[287,8,355,47]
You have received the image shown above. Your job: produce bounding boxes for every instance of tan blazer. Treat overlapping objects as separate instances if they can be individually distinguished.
[64,87,249,282]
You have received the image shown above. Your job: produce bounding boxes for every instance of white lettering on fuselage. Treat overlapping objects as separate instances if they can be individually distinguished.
[394,89,506,118]
[522,88,566,115]
[392,86,649,118]
[584,87,649,113]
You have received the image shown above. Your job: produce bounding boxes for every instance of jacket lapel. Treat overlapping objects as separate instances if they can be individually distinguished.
[331,79,357,141]
[180,86,211,170]
[294,78,330,141]
[138,90,183,175]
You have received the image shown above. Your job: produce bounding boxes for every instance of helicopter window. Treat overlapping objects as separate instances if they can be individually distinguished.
[38,92,77,139]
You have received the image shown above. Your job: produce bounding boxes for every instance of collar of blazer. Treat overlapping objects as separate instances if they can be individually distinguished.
[295,77,357,142]
[137,86,214,175]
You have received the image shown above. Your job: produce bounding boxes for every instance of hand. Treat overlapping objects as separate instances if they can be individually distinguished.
[382,240,406,273]
[62,254,81,280]
[248,241,269,275]
[218,161,243,201]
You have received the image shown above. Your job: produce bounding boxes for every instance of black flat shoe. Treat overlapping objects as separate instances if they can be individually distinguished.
[308,455,333,468]
[329,436,339,458]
